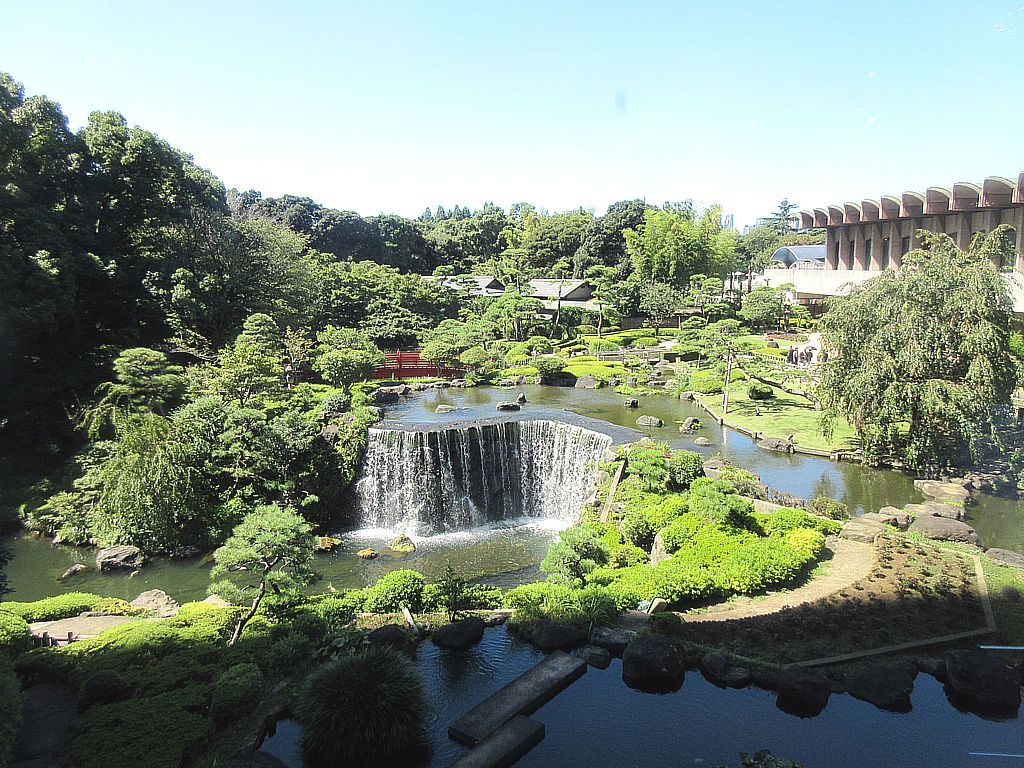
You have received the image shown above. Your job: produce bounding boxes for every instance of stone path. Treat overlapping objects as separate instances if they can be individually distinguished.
[30,614,138,641]
[12,684,78,768]
[679,536,875,623]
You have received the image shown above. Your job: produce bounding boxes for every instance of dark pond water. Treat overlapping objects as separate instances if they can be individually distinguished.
[3,384,1022,603]
[260,625,1024,768]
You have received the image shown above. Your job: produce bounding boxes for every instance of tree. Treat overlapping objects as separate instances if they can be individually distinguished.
[208,341,283,407]
[540,526,610,586]
[585,265,617,338]
[639,282,683,335]
[209,504,316,645]
[0,545,10,599]
[282,327,312,389]
[765,199,799,235]
[625,204,737,287]
[739,285,787,329]
[312,326,383,386]
[85,347,187,436]
[819,229,1018,470]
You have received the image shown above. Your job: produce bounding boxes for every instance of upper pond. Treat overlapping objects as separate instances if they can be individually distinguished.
[4,383,1022,602]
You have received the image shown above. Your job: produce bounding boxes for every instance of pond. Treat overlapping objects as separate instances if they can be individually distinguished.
[260,625,1024,768]
[3,384,1022,603]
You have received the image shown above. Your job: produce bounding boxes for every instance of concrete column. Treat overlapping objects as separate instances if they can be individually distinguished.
[1015,207,1024,274]
[869,223,884,270]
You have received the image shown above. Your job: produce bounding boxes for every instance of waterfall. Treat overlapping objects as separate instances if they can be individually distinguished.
[354,419,613,535]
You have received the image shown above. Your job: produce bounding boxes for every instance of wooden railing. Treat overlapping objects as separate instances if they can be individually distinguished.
[374,350,465,380]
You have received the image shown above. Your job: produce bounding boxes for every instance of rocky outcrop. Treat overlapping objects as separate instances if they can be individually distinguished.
[914,479,970,506]
[496,401,521,411]
[574,375,601,389]
[649,530,668,565]
[387,534,416,553]
[904,501,965,520]
[355,547,378,559]
[839,518,887,543]
[435,404,457,413]
[758,437,794,453]
[580,644,612,669]
[589,626,637,657]
[909,515,980,545]
[498,378,517,388]
[702,458,727,479]
[694,437,711,447]
[679,417,702,432]
[450,379,470,387]
[944,650,1021,715]
[845,662,917,712]
[635,415,664,428]
[432,616,485,649]
[96,545,145,571]
[130,589,180,618]
[516,392,528,404]
[59,564,88,581]
[622,634,686,693]
[869,508,911,529]
[986,548,1024,568]
[776,667,830,716]
[516,619,587,651]
[700,652,752,689]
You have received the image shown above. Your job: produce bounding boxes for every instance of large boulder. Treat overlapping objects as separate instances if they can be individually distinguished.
[96,545,146,571]
[622,634,686,693]
[371,388,402,404]
[986,548,1024,569]
[694,437,712,447]
[679,417,702,433]
[649,530,668,566]
[904,501,965,520]
[387,534,416,553]
[909,515,980,545]
[59,564,88,581]
[517,619,587,651]
[496,401,521,411]
[580,644,612,669]
[776,667,830,716]
[435,404,457,413]
[369,624,413,652]
[636,415,664,428]
[432,616,485,649]
[498,378,517,388]
[758,437,794,453]
[944,650,1021,715]
[450,379,470,387]
[516,392,528,404]
[589,626,637,657]
[702,458,727,479]
[845,662,917,712]
[574,375,601,389]
[914,479,970,506]
[624,398,639,408]
[130,589,179,618]
[839,518,887,543]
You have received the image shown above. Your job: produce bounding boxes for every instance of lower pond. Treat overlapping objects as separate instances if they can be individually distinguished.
[3,383,1023,602]
[260,625,1024,768]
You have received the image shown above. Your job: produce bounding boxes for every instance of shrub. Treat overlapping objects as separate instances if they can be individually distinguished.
[296,593,358,639]
[0,611,31,658]
[647,612,682,635]
[507,584,616,629]
[747,382,775,401]
[631,336,658,347]
[588,338,618,354]
[610,543,649,568]
[540,526,610,586]
[786,528,826,559]
[577,324,597,336]
[690,370,725,394]
[210,662,264,723]
[364,570,425,613]
[0,661,21,768]
[621,494,688,550]
[79,669,132,709]
[72,687,214,768]
[319,391,350,416]
[807,496,850,520]
[1,593,138,623]
[436,562,468,622]
[667,450,703,490]
[754,508,841,537]
[533,355,567,381]
[626,440,671,492]
[295,647,427,768]
[503,582,575,613]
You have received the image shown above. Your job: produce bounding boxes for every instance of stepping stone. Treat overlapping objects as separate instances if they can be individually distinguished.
[449,715,545,768]
[839,518,886,543]
[449,651,586,746]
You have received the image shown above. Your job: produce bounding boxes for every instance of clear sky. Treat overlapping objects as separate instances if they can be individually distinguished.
[4,1,1023,226]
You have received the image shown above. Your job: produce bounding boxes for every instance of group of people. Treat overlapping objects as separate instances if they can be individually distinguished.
[785,345,827,368]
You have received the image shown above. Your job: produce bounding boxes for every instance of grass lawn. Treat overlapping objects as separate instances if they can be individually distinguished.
[699,381,858,452]
[499,358,628,382]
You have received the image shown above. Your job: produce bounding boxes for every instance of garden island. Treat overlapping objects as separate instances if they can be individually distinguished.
[2,9,1024,767]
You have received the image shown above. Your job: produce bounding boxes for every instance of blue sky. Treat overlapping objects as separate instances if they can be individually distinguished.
[4,1,1023,225]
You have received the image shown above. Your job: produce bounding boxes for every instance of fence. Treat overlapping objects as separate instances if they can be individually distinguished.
[374,351,465,380]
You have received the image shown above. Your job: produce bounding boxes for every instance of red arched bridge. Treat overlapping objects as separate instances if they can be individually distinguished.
[374,350,465,380]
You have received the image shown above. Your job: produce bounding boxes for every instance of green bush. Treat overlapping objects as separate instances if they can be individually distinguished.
[747,382,775,400]
[533,355,567,380]
[79,669,132,709]
[295,647,427,768]
[577,324,597,336]
[0,611,31,658]
[754,508,841,537]
[610,543,649,568]
[507,584,616,628]
[690,370,725,394]
[210,662,264,723]
[1,593,138,623]
[647,612,682,635]
[625,440,671,492]
[364,570,425,613]
[631,336,658,347]
[503,582,576,613]
[0,661,21,768]
[667,450,703,490]
[588,338,618,354]
[72,686,214,768]
[540,526,610,586]
[621,494,689,550]
[807,496,850,520]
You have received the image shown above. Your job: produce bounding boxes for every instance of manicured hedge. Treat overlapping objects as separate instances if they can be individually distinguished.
[0,592,138,623]
[0,611,31,659]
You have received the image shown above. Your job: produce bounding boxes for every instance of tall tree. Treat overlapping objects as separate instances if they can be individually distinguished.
[819,229,1018,470]
[638,282,683,335]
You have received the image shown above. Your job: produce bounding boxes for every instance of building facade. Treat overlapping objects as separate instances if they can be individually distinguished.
[763,173,1024,315]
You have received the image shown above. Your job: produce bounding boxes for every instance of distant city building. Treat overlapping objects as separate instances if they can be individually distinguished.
[720,213,735,230]
[761,173,1024,315]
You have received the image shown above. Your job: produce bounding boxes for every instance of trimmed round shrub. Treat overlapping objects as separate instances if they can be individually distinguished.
[807,496,850,520]
[690,370,725,394]
[296,647,427,768]
[610,544,649,568]
[631,336,657,348]
[588,338,618,354]
[211,663,264,723]
[0,612,31,658]
[577,324,597,336]
[747,382,774,401]
[667,450,703,490]
[79,669,132,709]
[533,355,567,380]
[319,391,350,416]
[364,570,425,613]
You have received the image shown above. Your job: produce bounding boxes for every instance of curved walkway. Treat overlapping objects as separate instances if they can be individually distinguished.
[678,536,875,623]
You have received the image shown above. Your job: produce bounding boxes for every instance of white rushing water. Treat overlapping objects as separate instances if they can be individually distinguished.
[354,419,613,535]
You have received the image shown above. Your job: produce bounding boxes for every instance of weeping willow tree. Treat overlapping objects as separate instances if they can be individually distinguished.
[91,413,213,551]
[818,227,1019,472]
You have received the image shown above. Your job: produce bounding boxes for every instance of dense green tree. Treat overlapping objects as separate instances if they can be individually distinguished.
[312,327,383,386]
[209,505,316,645]
[625,204,736,287]
[638,282,683,335]
[540,526,610,586]
[739,285,787,329]
[819,229,1018,470]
